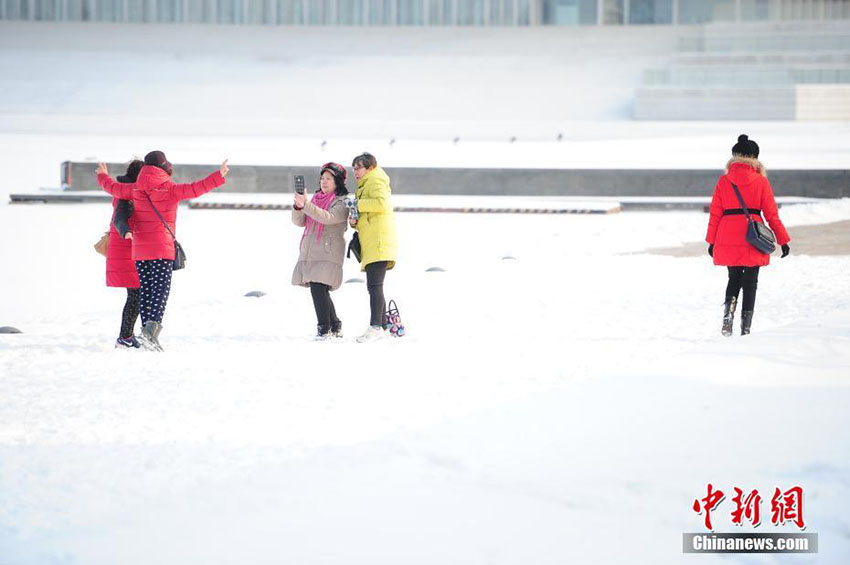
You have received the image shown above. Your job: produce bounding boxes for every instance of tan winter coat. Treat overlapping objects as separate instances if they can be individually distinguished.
[291,195,349,291]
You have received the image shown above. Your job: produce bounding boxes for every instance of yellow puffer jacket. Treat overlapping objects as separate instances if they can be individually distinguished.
[355,166,397,271]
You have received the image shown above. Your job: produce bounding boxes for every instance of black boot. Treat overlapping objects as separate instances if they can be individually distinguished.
[315,324,331,340]
[139,320,164,351]
[741,310,754,336]
[330,320,342,338]
[722,296,737,337]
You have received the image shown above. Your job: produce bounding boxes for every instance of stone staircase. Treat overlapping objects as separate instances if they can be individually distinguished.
[634,21,850,119]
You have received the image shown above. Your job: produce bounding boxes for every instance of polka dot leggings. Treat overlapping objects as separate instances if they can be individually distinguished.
[135,259,173,325]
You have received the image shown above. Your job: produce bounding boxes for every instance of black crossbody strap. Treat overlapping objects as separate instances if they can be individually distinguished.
[728,181,753,222]
[144,193,177,241]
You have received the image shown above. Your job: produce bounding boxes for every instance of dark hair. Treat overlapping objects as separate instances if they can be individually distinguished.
[116,159,144,183]
[319,162,349,196]
[317,169,349,196]
[352,152,377,170]
[333,175,349,196]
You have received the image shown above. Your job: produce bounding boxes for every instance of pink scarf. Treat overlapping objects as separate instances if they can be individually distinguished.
[303,190,337,243]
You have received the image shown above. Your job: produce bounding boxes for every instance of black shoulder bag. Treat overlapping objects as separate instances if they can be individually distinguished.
[347,232,362,262]
[729,181,776,255]
[145,193,187,271]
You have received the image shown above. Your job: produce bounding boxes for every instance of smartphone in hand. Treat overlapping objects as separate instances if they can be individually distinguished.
[294,175,305,194]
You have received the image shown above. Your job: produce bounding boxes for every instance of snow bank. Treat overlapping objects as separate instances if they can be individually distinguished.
[777,196,850,227]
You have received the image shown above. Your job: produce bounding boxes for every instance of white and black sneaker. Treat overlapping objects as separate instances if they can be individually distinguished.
[115,336,140,349]
[314,324,333,341]
[356,325,386,343]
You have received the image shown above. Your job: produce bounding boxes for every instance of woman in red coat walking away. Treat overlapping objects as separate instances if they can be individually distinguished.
[96,151,229,351]
[107,160,144,348]
[706,135,791,336]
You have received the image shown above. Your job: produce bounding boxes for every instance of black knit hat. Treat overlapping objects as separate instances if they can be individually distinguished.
[144,150,173,175]
[732,134,759,159]
[117,159,144,183]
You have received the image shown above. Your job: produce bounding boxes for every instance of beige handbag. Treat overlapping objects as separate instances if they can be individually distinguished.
[94,231,109,256]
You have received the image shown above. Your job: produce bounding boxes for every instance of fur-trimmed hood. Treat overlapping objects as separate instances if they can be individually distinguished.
[726,156,766,178]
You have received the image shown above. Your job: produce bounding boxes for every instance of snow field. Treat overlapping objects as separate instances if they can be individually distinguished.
[2,17,850,559]
[1,193,849,563]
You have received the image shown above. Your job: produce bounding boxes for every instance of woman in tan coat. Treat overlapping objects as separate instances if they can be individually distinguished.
[292,162,350,339]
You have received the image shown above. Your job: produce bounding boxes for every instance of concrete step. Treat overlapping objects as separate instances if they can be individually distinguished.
[679,33,850,53]
[635,84,850,120]
[643,66,850,86]
[674,51,850,66]
[701,20,850,36]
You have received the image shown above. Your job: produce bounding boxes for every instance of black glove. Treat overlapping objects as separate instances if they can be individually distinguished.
[708,244,714,257]
[781,244,790,258]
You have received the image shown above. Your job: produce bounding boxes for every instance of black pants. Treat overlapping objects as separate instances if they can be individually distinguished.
[366,261,388,327]
[119,287,140,338]
[136,259,173,325]
[309,282,340,331]
[726,266,760,311]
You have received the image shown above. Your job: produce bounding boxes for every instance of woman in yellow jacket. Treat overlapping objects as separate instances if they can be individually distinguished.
[349,152,398,343]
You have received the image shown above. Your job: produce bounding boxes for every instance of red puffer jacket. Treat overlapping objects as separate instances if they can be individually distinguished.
[98,165,225,261]
[706,157,791,267]
[106,198,140,288]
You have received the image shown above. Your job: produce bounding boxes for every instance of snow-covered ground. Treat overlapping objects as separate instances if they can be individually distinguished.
[2,19,850,565]
[2,186,850,563]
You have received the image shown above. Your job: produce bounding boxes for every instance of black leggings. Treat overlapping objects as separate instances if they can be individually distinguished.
[309,283,340,329]
[119,287,140,339]
[366,261,388,327]
[726,266,760,311]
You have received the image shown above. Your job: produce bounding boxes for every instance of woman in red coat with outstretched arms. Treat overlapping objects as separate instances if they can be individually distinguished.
[706,134,790,337]
[96,151,229,351]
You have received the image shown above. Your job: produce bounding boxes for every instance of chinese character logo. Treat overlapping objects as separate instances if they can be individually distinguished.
[693,484,806,531]
[731,487,762,527]
[693,483,725,531]
[771,486,805,529]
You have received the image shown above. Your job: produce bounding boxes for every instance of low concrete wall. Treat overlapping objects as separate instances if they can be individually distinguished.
[65,162,849,198]
[64,162,304,195]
